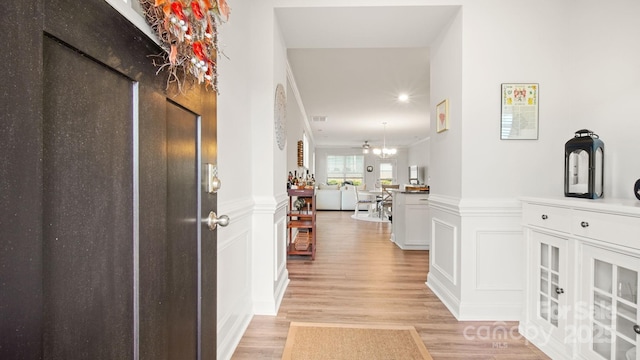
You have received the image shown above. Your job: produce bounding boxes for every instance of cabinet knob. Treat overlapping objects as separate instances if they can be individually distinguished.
[634,324,640,334]
[581,221,589,228]
[541,214,548,220]
[555,287,564,295]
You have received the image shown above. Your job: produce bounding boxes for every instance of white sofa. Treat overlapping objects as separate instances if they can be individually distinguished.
[315,184,369,211]
[315,185,342,210]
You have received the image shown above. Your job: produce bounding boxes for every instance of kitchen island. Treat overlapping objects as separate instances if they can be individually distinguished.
[390,191,430,250]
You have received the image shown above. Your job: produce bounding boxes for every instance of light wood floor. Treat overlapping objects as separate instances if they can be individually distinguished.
[231,211,549,359]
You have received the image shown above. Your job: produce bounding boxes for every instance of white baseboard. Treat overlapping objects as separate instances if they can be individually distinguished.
[426,274,460,319]
[216,316,253,360]
[253,276,290,316]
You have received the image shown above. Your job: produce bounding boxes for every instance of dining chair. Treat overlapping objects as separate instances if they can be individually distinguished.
[353,186,376,217]
[380,184,399,218]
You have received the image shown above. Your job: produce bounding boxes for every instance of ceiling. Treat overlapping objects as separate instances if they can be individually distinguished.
[275,6,459,149]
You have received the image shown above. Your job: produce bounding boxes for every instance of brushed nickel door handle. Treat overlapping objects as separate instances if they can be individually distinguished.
[206,211,229,231]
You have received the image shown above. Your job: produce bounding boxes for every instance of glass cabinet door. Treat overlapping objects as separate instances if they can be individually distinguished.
[533,232,567,335]
[582,245,639,360]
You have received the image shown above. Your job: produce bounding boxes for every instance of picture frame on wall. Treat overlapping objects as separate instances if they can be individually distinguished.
[436,99,449,133]
[501,83,539,140]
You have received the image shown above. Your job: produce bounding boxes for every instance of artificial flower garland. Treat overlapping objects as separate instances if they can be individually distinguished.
[139,0,230,92]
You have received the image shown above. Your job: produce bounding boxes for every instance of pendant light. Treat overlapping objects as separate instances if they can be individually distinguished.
[372,122,397,158]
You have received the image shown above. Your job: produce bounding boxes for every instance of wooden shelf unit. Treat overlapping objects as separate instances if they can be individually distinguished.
[287,188,316,259]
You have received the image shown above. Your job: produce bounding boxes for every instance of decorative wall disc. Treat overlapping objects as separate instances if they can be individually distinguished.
[274,83,287,150]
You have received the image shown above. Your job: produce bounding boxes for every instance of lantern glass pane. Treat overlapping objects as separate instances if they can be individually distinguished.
[568,150,589,194]
[595,148,603,196]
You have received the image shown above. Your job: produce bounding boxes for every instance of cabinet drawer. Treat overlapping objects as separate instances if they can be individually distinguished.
[572,210,640,250]
[404,195,429,205]
[523,203,571,233]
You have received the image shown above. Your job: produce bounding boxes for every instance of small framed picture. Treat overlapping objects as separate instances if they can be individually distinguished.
[501,83,539,140]
[436,99,449,133]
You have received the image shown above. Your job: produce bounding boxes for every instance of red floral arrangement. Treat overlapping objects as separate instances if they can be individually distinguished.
[139,0,230,92]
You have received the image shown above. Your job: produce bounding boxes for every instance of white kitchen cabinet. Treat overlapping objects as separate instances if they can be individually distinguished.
[391,192,429,250]
[521,197,640,360]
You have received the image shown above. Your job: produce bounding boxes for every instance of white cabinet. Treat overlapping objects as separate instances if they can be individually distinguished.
[579,245,639,360]
[391,192,429,250]
[521,198,640,360]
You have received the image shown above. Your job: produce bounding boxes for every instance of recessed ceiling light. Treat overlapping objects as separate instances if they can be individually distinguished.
[398,93,409,103]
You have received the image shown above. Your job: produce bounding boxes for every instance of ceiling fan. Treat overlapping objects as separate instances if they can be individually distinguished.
[352,141,371,152]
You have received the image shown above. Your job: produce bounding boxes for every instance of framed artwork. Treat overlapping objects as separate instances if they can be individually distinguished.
[501,83,539,140]
[436,99,449,133]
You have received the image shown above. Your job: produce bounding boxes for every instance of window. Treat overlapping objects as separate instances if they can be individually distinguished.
[326,155,364,185]
[378,160,396,186]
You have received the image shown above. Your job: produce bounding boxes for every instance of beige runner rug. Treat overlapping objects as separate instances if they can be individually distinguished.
[282,322,433,360]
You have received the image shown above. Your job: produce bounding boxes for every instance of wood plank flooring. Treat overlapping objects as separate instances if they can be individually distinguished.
[231,211,549,359]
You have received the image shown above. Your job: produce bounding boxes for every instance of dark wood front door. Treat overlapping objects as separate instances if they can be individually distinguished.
[0,1,217,359]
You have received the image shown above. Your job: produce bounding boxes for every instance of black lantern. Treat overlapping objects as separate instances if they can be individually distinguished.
[564,129,604,199]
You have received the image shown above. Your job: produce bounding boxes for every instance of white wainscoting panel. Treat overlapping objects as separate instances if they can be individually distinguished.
[458,198,524,320]
[251,196,289,315]
[427,195,525,321]
[217,197,254,360]
[274,216,286,282]
[475,230,524,290]
[431,218,457,286]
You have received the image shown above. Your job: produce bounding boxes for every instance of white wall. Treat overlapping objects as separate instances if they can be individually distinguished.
[460,1,572,199]
[285,61,317,181]
[286,80,308,178]
[427,6,465,310]
[568,0,640,199]
[429,7,463,199]
[453,0,640,201]
[217,1,288,358]
[215,1,255,359]
[247,0,290,317]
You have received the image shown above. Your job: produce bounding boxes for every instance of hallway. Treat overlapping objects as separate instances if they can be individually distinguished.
[231,211,548,359]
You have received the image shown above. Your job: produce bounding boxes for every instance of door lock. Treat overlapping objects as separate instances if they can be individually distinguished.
[205,163,221,194]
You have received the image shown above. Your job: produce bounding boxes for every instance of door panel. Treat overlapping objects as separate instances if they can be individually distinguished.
[42,35,134,359]
[166,102,199,359]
